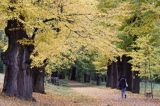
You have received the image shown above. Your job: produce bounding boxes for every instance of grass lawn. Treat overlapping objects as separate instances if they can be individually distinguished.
[140,82,160,99]
[45,80,96,102]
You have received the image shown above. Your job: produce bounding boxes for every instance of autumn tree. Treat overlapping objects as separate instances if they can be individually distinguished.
[126,2,160,97]
[0,0,121,99]
[107,0,160,95]
[97,0,160,94]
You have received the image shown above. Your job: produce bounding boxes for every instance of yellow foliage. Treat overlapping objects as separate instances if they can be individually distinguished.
[0,0,133,72]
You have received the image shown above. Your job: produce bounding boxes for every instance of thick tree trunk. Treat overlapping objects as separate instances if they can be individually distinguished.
[1,19,34,100]
[106,65,111,87]
[96,74,101,85]
[32,59,47,93]
[70,66,76,80]
[32,67,45,94]
[51,71,60,85]
[122,56,140,92]
[122,55,127,76]
[106,55,140,93]
[131,71,140,93]
[122,56,132,91]
[58,71,65,79]
[84,72,90,83]
[84,73,87,83]
[107,61,119,88]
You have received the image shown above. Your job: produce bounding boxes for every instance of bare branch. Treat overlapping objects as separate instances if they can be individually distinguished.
[43,18,59,23]
[85,15,97,21]
[66,13,92,16]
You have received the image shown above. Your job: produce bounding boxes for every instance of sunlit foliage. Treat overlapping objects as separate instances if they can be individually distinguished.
[0,0,123,73]
[98,0,160,79]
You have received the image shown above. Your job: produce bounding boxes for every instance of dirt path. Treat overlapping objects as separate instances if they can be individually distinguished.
[68,81,160,106]
[0,74,160,106]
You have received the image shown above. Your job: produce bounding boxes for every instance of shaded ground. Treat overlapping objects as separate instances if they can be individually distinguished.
[68,81,160,106]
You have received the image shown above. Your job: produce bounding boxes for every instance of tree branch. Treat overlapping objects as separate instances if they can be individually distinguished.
[43,18,59,23]
[65,24,84,37]
[30,13,96,40]
[31,28,38,40]
[31,18,59,39]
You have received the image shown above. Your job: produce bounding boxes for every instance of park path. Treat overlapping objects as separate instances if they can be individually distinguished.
[68,81,160,106]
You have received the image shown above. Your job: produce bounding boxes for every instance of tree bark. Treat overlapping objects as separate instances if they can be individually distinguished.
[107,61,119,88]
[51,71,58,84]
[122,56,131,90]
[84,72,90,83]
[106,55,140,93]
[106,65,111,87]
[1,19,34,100]
[70,66,76,80]
[32,59,47,93]
[32,67,45,94]
[58,71,65,79]
[131,71,140,93]
[96,73,101,85]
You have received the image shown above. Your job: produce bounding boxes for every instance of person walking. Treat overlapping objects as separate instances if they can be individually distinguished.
[119,75,128,98]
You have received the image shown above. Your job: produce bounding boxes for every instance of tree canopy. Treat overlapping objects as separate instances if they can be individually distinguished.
[0,0,123,74]
[98,0,160,78]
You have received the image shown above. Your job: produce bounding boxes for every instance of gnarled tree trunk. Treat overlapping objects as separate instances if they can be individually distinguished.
[70,66,76,80]
[131,71,140,93]
[32,67,45,94]
[106,55,140,93]
[1,19,34,100]
[106,61,119,88]
[84,72,90,83]
[96,73,101,86]
[106,64,111,87]
[32,59,47,93]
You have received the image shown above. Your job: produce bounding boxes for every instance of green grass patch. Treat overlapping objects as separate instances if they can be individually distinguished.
[45,80,73,97]
[45,80,97,105]
[140,82,160,99]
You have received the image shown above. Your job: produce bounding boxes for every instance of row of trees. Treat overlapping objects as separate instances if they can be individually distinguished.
[0,0,160,100]
[98,0,160,96]
[0,0,121,100]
